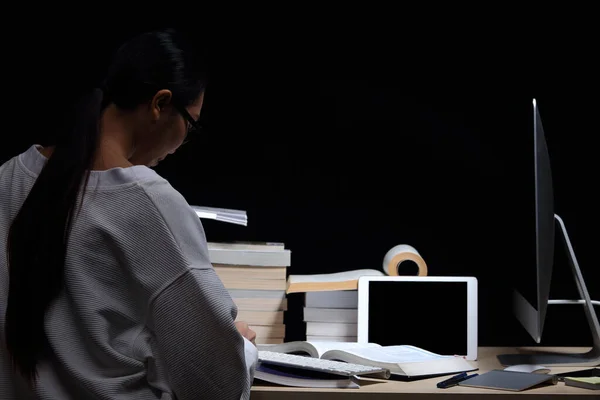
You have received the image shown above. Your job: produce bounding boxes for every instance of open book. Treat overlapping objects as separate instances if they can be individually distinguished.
[287,269,384,293]
[191,205,247,226]
[286,244,427,293]
[258,341,477,378]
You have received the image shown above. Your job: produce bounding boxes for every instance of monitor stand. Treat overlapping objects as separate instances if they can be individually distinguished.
[497,214,600,367]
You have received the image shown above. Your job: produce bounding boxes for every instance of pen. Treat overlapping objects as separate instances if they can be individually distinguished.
[436,372,478,389]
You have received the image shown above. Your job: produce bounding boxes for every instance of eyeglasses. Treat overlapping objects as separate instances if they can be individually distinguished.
[176,104,203,144]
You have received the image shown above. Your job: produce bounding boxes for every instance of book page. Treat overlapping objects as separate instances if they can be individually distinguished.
[288,269,384,284]
[307,341,381,358]
[328,345,452,364]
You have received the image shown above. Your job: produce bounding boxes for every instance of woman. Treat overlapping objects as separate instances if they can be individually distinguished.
[0,29,257,399]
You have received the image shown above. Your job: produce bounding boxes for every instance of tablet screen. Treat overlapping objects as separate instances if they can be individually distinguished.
[367,280,468,356]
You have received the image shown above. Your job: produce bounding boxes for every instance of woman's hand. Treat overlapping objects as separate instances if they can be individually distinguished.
[235,321,256,346]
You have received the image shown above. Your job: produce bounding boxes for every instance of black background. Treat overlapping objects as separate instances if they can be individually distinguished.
[368,281,468,356]
[1,14,597,349]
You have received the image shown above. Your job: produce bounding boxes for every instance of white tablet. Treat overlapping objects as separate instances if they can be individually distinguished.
[357,276,478,360]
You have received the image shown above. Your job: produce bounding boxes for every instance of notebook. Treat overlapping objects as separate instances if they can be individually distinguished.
[458,369,557,391]
[564,377,600,390]
[254,363,360,389]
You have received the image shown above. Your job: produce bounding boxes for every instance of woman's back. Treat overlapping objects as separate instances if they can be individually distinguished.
[0,29,257,399]
[0,146,256,399]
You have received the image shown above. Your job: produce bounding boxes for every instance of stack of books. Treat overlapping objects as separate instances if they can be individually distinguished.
[208,241,291,344]
[285,270,383,342]
[303,290,358,341]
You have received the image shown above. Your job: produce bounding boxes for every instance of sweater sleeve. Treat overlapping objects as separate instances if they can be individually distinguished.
[139,178,257,399]
[150,268,256,400]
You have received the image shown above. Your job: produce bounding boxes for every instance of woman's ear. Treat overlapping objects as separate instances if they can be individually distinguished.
[150,89,173,121]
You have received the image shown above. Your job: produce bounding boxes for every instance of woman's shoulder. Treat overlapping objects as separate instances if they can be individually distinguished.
[82,170,197,239]
[135,178,206,240]
[133,177,211,270]
[136,177,192,213]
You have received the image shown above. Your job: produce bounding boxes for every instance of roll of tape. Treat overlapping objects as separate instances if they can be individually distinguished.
[383,244,428,276]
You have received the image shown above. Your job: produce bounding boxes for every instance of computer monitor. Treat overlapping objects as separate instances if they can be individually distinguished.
[510,98,555,345]
[497,99,600,367]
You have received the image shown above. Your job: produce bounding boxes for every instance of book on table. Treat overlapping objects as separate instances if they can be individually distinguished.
[190,206,290,344]
[253,362,360,389]
[208,242,291,267]
[302,290,359,342]
[287,269,390,294]
[285,244,427,293]
[207,241,291,345]
[564,377,600,390]
[258,341,477,379]
[286,244,427,342]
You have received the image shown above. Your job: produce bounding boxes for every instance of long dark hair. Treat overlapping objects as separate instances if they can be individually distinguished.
[5,29,207,382]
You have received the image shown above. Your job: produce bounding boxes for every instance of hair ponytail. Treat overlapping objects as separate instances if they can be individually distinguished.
[5,88,105,382]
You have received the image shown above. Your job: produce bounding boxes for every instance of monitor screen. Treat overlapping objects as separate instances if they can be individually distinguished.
[507,100,538,314]
[366,280,468,356]
[510,99,555,342]
[532,98,555,333]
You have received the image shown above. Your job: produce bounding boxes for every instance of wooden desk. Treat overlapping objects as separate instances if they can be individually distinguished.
[251,347,597,399]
